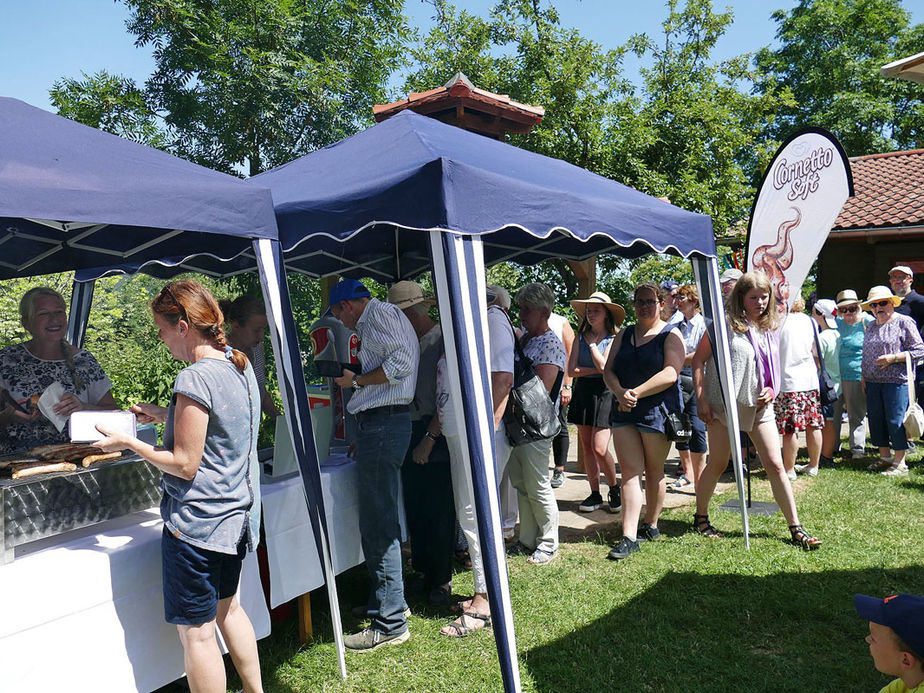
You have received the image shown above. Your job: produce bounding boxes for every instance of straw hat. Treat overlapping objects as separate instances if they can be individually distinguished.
[835,289,861,308]
[860,285,902,310]
[387,281,435,309]
[570,291,626,326]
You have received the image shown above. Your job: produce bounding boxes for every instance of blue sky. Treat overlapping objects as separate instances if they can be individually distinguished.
[1,1,922,112]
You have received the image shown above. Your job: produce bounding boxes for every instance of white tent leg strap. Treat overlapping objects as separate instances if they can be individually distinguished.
[692,257,750,549]
[253,238,347,680]
[429,230,522,693]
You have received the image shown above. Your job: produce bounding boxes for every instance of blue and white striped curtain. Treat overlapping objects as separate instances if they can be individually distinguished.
[428,230,522,693]
[67,279,95,349]
[253,238,348,679]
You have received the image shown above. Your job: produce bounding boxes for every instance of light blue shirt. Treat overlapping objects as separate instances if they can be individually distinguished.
[678,312,706,376]
[348,298,419,414]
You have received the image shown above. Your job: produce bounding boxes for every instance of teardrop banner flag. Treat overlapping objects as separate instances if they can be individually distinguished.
[746,127,854,308]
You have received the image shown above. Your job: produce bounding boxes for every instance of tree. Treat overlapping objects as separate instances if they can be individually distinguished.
[754,0,924,155]
[49,71,169,148]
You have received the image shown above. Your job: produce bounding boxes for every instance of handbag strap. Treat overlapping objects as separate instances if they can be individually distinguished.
[811,321,833,384]
[502,309,563,402]
[907,352,918,407]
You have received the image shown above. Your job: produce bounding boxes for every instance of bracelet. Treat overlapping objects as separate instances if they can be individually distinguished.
[425,431,440,441]
[351,374,362,390]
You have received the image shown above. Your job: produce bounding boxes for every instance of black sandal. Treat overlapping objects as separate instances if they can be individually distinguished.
[789,524,821,551]
[693,513,723,538]
[440,611,492,638]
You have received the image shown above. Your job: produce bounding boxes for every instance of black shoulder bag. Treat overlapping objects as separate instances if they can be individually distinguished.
[812,324,838,406]
[502,320,563,447]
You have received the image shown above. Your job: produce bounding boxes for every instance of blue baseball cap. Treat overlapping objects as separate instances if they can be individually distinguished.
[327,279,371,310]
[855,593,924,656]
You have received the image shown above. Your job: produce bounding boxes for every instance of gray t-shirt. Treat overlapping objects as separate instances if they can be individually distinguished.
[161,357,261,555]
[412,324,443,420]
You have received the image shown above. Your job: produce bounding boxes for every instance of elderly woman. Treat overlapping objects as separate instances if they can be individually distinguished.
[603,282,685,561]
[0,287,117,454]
[860,286,924,476]
[95,280,264,693]
[692,272,820,550]
[835,289,873,458]
[566,291,624,513]
[220,295,279,417]
[673,283,708,488]
[505,282,566,565]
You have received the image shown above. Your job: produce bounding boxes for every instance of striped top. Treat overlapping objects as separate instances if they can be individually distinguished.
[347,298,419,414]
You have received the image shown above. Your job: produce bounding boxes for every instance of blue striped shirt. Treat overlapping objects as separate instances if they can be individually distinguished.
[347,298,419,413]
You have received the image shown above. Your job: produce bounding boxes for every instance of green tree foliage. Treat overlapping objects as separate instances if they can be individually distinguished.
[122,0,410,175]
[754,0,924,155]
[49,71,169,147]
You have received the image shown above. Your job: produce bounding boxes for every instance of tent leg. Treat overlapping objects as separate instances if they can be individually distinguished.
[67,278,95,349]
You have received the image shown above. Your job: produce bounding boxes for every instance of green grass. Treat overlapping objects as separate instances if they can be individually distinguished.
[161,452,924,692]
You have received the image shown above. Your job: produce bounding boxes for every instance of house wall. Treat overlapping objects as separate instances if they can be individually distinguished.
[818,235,924,299]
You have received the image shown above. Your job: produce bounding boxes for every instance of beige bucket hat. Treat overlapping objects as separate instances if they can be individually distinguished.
[387,281,435,309]
[570,291,626,327]
[860,285,902,310]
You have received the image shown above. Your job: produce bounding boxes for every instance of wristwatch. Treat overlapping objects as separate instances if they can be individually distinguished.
[351,374,362,390]
[425,431,440,441]
[562,384,572,391]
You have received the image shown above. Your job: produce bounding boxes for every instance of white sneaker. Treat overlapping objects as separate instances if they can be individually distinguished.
[795,464,818,477]
[786,468,797,482]
[881,463,909,477]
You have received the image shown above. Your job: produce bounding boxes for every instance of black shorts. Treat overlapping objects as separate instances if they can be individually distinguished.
[161,527,246,626]
[567,377,614,428]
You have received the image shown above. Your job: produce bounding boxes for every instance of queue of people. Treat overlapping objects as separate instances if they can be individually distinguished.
[3,261,923,677]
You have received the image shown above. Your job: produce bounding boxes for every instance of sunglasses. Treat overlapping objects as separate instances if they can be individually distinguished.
[838,306,859,314]
[160,286,188,321]
[869,300,892,308]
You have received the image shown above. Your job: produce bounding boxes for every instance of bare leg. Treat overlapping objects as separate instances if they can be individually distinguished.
[749,419,800,527]
[690,451,706,489]
[677,449,692,479]
[641,433,671,527]
[578,425,601,493]
[696,423,731,517]
[177,621,226,693]
[821,420,837,458]
[611,426,644,540]
[894,449,906,466]
[781,432,799,472]
[592,426,619,487]
[216,596,264,693]
[805,426,822,469]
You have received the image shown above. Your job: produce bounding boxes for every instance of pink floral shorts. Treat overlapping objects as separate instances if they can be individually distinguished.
[774,390,824,435]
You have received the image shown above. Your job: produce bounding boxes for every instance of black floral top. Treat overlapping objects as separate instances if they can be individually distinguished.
[0,344,112,454]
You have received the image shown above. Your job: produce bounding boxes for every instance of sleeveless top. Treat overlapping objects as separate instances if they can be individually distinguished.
[608,326,682,431]
[575,333,614,378]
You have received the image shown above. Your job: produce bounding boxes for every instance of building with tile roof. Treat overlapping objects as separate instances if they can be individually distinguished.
[818,148,924,297]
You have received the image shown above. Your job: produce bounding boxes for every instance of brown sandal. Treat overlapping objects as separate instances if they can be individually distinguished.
[693,513,723,538]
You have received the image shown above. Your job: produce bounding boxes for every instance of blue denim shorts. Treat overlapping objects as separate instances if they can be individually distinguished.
[161,527,245,625]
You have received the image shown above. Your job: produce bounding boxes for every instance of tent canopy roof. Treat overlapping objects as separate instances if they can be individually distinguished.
[0,97,277,280]
[250,110,715,282]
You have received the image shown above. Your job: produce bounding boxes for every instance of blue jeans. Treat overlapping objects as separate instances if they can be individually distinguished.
[865,381,909,451]
[355,409,411,635]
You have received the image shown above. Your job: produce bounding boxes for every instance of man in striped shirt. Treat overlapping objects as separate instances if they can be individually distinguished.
[330,279,419,651]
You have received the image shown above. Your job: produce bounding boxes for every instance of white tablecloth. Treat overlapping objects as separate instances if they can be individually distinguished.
[0,509,270,693]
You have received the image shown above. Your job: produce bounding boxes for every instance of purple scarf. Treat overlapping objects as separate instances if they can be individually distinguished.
[746,326,780,396]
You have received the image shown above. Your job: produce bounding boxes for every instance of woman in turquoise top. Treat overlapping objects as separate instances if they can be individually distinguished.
[835,289,873,458]
[566,292,625,514]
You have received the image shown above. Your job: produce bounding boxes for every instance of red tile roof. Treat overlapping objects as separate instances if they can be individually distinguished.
[834,149,924,230]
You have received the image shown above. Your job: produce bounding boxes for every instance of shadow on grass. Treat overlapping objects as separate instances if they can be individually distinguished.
[523,565,924,693]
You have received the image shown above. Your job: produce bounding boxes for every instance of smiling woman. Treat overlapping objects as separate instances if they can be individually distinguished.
[0,286,117,453]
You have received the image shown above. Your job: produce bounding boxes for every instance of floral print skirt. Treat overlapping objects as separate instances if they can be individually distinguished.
[774,389,824,434]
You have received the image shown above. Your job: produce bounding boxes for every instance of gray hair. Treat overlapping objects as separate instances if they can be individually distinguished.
[487,284,511,310]
[516,282,555,312]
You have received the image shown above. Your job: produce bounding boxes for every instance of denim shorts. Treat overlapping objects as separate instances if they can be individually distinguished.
[162,527,246,625]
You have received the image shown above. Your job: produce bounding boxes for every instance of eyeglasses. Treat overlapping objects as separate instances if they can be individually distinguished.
[869,300,892,308]
[634,298,659,307]
[838,306,859,314]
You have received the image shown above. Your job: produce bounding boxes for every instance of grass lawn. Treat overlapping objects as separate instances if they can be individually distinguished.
[163,451,924,692]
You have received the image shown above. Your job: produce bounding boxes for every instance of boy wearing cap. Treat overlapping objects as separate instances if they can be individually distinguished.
[855,593,924,692]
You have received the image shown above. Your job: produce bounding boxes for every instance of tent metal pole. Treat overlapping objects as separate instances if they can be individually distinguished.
[692,256,750,549]
[253,239,347,679]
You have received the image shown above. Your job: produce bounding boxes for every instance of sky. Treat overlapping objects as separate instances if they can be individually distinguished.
[1,0,923,113]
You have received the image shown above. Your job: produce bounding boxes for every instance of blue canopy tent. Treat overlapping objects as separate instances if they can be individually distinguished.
[250,109,749,692]
[0,97,350,680]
